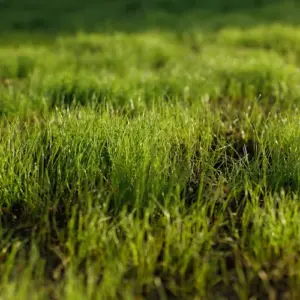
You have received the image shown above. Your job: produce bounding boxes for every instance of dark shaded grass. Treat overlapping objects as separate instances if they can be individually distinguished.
[0,0,297,36]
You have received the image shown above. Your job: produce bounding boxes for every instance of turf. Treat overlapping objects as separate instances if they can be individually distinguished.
[1,0,300,299]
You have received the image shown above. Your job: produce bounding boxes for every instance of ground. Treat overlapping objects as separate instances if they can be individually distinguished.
[0,1,300,299]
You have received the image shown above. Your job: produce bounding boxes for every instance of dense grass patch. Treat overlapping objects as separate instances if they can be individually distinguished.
[1,0,300,299]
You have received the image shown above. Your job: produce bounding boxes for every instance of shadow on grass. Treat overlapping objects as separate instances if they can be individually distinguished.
[0,0,299,39]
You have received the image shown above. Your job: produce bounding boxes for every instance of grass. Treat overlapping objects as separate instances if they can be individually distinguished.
[1,0,300,299]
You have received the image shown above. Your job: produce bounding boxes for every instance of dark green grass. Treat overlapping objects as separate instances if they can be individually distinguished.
[0,0,298,34]
[1,1,300,299]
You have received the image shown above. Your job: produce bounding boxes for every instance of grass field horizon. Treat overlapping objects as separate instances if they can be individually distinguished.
[1,1,300,299]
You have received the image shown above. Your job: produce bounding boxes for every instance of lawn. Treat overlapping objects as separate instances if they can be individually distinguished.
[1,0,300,299]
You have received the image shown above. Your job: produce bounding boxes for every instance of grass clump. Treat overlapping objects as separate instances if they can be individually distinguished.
[0,48,37,79]
[216,24,300,64]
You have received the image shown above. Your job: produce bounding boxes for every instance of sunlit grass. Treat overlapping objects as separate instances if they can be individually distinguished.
[1,1,300,299]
